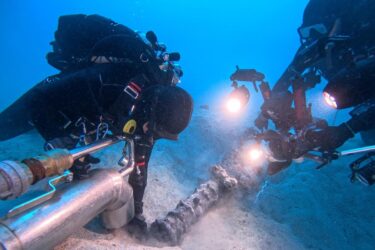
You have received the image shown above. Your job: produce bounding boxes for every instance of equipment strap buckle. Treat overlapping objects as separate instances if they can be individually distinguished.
[124,82,142,100]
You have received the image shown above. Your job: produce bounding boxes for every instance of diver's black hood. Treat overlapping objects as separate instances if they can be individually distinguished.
[324,58,375,109]
[301,0,349,29]
[300,0,374,39]
[133,85,193,140]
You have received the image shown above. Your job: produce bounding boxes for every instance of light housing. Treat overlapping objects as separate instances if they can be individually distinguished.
[225,86,250,113]
[323,61,375,109]
[323,91,338,109]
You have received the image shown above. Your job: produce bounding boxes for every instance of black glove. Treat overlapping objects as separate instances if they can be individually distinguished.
[127,214,148,240]
[304,123,355,151]
[254,113,268,131]
[259,91,295,131]
[259,130,295,161]
[268,161,292,175]
[256,130,294,174]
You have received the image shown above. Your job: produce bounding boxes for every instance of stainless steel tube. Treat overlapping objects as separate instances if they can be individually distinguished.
[0,168,134,250]
[69,137,122,160]
[0,161,33,200]
[340,145,375,156]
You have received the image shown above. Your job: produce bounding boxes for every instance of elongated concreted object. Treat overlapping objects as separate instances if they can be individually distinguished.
[150,165,238,245]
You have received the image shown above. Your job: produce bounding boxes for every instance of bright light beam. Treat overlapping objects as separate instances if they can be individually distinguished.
[249,147,264,161]
[323,92,338,109]
[226,98,242,113]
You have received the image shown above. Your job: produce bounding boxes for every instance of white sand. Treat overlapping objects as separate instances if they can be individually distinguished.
[1,112,374,250]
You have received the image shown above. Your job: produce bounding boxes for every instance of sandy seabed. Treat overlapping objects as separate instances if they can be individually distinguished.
[1,112,374,250]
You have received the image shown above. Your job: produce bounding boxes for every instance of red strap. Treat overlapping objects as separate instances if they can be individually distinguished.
[129,82,142,92]
[137,161,146,167]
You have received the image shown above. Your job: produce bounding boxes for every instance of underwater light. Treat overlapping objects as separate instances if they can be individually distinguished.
[242,144,267,167]
[226,85,250,113]
[249,147,264,161]
[226,98,242,113]
[238,144,268,173]
[323,91,338,109]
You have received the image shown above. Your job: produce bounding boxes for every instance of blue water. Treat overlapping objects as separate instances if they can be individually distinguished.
[3,1,375,249]
[0,0,307,110]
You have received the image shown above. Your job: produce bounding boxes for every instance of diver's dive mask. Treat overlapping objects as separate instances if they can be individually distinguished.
[299,23,328,40]
[298,17,343,46]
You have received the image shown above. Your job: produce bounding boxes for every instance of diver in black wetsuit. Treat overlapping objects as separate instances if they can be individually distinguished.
[254,0,375,166]
[0,14,193,234]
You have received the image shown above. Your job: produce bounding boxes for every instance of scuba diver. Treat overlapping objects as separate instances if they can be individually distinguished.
[246,0,375,174]
[0,14,193,233]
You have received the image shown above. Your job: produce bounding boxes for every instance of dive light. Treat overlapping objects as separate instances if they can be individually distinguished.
[323,59,375,109]
[226,85,250,113]
[323,91,338,109]
[226,66,271,113]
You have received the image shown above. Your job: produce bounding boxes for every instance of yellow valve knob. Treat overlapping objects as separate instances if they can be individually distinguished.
[123,119,137,135]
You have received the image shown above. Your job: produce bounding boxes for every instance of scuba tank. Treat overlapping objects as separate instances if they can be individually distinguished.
[47,14,141,71]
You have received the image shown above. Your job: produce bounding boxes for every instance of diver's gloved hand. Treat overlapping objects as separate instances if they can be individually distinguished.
[70,155,101,179]
[304,123,355,152]
[254,113,269,131]
[258,130,294,174]
[127,214,148,240]
[268,161,292,175]
[84,154,101,164]
[70,160,92,180]
[258,91,295,131]
[259,130,295,161]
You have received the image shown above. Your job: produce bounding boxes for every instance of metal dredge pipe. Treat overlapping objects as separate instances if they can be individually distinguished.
[0,168,134,250]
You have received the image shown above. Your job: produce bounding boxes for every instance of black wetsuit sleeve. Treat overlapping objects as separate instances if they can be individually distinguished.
[0,73,77,141]
[0,64,133,142]
[128,136,154,215]
[0,92,35,141]
[0,66,111,141]
[30,68,106,140]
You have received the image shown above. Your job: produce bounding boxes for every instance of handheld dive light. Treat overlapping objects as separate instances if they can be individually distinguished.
[226,85,250,113]
[226,66,270,113]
